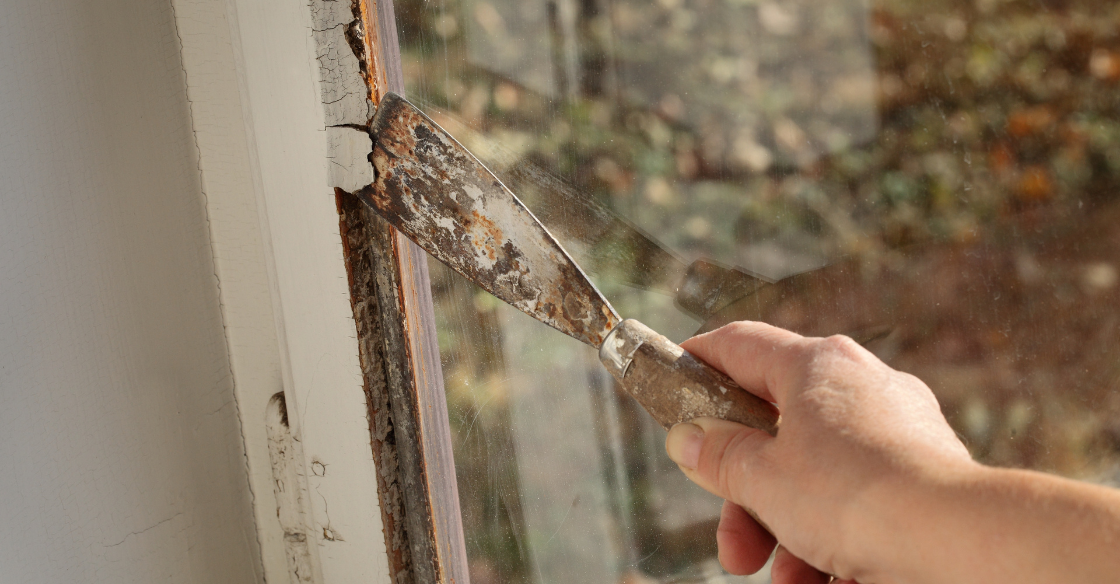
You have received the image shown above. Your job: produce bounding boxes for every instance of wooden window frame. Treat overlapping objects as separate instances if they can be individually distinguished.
[335,2,470,583]
[176,0,471,579]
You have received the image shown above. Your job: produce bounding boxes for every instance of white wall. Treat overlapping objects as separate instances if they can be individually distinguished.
[0,1,262,581]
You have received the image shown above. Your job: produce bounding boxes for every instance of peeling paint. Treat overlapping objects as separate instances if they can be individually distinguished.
[327,126,376,192]
[310,0,374,126]
[265,393,324,584]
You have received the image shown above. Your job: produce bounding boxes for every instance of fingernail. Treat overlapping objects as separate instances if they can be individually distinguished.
[666,422,705,470]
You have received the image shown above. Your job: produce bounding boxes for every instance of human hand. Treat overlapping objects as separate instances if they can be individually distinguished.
[666,321,976,583]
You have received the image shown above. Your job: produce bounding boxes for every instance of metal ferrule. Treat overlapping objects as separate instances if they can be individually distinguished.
[598,319,644,380]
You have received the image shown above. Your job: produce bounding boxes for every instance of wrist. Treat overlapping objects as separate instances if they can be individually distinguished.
[840,457,988,584]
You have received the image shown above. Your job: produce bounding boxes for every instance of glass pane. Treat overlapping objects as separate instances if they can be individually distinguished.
[393,0,1120,581]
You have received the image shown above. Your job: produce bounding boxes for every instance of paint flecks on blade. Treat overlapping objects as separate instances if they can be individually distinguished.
[356,93,620,348]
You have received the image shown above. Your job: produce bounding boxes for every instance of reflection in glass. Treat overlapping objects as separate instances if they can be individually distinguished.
[394,0,1120,582]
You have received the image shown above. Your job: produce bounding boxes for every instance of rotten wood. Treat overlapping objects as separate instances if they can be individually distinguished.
[338,190,469,584]
[337,193,414,584]
[336,1,470,584]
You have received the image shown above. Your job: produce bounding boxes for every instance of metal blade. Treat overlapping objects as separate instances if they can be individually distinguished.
[411,108,771,317]
[356,93,621,347]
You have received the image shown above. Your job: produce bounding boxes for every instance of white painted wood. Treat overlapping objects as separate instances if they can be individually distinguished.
[266,394,326,583]
[169,0,296,581]
[0,0,262,581]
[309,0,375,127]
[221,0,394,581]
[328,127,377,194]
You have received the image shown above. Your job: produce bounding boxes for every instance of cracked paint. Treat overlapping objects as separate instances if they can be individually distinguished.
[266,393,324,583]
[103,513,185,548]
[311,0,374,127]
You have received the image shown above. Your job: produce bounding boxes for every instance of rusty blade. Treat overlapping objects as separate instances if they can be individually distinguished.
[406,105,785,322]
[356,93,621,347]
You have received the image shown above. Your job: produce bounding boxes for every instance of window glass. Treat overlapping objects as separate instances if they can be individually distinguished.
[393,0,1120,581]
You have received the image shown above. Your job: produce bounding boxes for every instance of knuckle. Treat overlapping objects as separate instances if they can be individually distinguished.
[894,370,940,404]
[788,336,821,362]
[725,320,754,334]
[723,320,760,341]
[893,369,922,386]
[822,334,862,357]
[748,445,778,479]
[804,335,867,368]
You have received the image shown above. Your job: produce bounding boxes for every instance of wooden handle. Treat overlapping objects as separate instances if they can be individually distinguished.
[598,319,780,435]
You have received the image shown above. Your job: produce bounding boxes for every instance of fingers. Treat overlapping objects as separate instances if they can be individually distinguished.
[680,321,804,407]
[665,417,771,501]
[716,500,776,575]
[771,546,831,584]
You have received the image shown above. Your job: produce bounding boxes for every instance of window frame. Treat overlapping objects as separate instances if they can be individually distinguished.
[337,2,471,583]
[180,0,469,579]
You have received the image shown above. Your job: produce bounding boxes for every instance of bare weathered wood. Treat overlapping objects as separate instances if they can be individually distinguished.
[337,192,415,584]
[339,193,470,584]
[357,0,390,103]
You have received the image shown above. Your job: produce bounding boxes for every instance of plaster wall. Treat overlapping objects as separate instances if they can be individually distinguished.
[0,0,262,581]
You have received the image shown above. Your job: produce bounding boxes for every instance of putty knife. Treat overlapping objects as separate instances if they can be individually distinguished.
[355,93,780,435]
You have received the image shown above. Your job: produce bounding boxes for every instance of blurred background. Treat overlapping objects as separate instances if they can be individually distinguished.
[391,0,1120,581]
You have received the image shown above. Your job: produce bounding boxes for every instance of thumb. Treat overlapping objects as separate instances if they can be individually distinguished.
[665,417,773,506]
